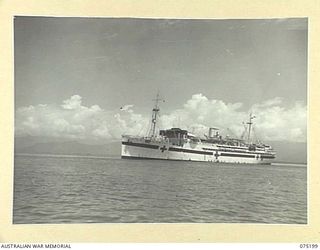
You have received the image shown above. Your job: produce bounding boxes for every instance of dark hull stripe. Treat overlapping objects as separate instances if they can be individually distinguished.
[220,153,256,158]
[169,147,213,155]
[121,155,272,165]
[122,155,205,162]
[217,145,272,151]
[203,147,275,157]
[217,145,248,150]
[261,156,276,159]
[122,141,159,149]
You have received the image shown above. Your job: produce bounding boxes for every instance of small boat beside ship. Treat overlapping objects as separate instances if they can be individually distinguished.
[121,94,276,164]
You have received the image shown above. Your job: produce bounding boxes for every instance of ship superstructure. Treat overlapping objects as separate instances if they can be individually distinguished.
[121,94,276,164]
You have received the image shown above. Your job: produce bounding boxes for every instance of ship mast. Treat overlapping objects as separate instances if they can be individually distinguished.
[247,113,256,144]
[149,92,163,138]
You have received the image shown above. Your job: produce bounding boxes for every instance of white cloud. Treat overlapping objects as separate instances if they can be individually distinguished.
[15,95,149,141]
[120,104,134,111]
[15,94,307,142]
[159,94,306,142]
[61,95,82,110]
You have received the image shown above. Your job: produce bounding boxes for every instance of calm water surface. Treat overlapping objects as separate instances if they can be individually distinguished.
[13,154,307,224]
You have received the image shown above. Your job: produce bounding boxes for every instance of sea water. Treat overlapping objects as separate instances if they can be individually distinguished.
[13,154,307,224]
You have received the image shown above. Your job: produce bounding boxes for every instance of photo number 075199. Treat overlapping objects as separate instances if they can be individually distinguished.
[300,244,319,248]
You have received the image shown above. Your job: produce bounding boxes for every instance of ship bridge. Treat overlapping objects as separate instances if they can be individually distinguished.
[160,128,201,146]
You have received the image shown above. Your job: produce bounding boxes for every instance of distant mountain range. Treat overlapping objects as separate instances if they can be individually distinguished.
[14,136,307,164]
[15,136,120,157]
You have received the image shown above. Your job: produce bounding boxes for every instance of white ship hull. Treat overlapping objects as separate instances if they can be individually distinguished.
[121,138,275,165]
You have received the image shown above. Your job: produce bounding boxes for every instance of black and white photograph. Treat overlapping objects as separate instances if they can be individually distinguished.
[13,17,307,224]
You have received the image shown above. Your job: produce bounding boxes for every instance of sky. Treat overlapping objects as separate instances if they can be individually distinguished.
[14,17,307,143]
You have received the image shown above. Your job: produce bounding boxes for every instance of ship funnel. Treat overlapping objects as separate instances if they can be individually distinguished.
[209,127,219,138]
